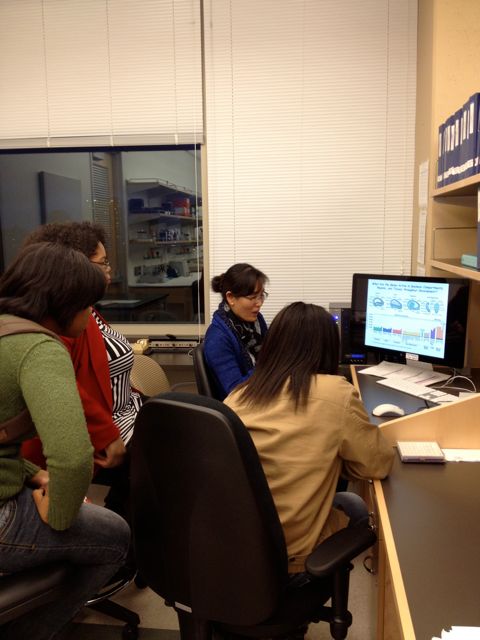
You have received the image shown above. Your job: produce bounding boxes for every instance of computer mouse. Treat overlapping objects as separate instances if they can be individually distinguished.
[372,403,405,417]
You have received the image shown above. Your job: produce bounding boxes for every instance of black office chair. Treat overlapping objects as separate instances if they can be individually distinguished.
[0,562,71,627]
[191,342,218,398]
[130,392,376,640]
[86,572,139,639]
[0,562,139,639]
[191,272,205,322]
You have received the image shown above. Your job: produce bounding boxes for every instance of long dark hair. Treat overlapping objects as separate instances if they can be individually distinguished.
[235,302,340,409]
[211,263,268,300]
[0,243,106,331]
[23,221,106,259]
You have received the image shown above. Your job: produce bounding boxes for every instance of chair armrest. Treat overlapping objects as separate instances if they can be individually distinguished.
[305,526,376,578]
[305,492,376,578]
[170,381,198,392]
[333,491,371,528]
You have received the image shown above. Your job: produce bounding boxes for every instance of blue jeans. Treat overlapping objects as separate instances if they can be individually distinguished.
[0,487,130,640]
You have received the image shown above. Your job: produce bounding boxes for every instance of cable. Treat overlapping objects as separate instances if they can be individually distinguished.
[435,374,477,394]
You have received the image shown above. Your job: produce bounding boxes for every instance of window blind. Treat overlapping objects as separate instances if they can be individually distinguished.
[0,0,203,148]
[203,0,417,322]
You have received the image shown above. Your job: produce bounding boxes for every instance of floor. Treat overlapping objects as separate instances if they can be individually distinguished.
[74,558,377,639]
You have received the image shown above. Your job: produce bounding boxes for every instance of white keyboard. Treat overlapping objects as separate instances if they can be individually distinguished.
[377,377,459,403]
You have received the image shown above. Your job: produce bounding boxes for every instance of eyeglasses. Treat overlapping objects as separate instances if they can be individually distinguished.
[90,258,110,268]
[243,291,268,303]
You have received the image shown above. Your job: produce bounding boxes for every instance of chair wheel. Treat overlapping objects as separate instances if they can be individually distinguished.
[134,573,148,589]
[122,623,139,640]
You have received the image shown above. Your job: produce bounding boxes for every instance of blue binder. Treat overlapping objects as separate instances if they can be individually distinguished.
[443,114,455,186]
[452,108,462,183]
[460,93,479,179]
[437,92,480,187]
[437,122,445,188]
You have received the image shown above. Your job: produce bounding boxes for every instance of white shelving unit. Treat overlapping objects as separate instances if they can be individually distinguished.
[429,174,480,367]
[431,174,480,281]
[126,179,203,286]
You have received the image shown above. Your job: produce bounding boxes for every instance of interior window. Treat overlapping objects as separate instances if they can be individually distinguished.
[0,147,203,325]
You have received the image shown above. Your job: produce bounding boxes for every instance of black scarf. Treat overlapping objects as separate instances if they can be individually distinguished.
[217,301,264,369]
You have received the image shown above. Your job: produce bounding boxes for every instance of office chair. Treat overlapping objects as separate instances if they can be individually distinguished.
[131,352,195,395]
[191,272,205,322]
[0,562,71,626]
[0,562,139,639]
[191,342,218,398]
[130,392,376,640]
[130,353,171,397]
[86,572,139,639]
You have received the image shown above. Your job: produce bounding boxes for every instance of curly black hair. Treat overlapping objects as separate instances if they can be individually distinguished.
[23,221,106,259]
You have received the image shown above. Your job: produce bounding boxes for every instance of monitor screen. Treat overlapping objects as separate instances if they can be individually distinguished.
[350,273,470,369]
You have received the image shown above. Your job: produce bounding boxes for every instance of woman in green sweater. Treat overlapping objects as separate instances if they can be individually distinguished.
[0,243,130,640]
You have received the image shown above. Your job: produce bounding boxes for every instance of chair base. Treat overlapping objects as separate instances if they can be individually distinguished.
[88,598,140,625]
[86,569,140,639]
[88,600,140,639]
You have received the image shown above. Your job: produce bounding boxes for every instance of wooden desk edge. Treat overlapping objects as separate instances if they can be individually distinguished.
[374,478,415,639]
[352,365,480,638]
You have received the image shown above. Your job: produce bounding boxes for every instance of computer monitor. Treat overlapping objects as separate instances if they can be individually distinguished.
[350,273,470,369]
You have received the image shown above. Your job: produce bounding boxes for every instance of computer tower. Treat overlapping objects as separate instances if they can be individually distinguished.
[328,302,367,365]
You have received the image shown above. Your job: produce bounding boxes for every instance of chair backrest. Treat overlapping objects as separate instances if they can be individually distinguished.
[130,392,288,626]
[130,354,170,397]
[191,342,217,398]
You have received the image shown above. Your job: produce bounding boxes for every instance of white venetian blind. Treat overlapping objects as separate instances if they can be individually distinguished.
[0,0,203,148]
[203,0,417,322]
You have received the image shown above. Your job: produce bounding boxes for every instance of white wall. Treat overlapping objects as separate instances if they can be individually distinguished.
[0,153,92,263]
[204,0,417,323]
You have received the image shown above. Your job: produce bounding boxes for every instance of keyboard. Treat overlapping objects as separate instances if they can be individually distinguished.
[396,440,445,462]
[377,377,459,403]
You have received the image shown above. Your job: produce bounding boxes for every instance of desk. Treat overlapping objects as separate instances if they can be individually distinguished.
[351,366,480,639]
[375,457,480,639]
[130,272,202,321]
[351,366,435,426]
[96,294,168,322]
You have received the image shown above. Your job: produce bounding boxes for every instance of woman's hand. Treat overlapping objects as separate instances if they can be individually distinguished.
[32,485,49,524]
[29,469,49,489]
[94,437,126,469]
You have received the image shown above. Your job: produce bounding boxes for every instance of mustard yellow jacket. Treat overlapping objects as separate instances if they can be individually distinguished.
[225,374,394,572]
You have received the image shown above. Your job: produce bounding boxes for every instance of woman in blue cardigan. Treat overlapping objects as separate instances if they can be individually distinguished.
[204,263,269,400]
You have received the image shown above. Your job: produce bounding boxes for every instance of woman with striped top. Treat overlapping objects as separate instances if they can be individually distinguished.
[21,222,142,517]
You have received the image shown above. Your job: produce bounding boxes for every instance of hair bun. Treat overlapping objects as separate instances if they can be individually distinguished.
[211,273,224,293]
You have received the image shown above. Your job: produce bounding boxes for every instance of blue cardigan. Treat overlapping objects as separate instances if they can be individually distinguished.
[203,310,268,400]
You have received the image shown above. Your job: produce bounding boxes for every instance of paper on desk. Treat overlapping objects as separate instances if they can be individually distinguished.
[442,449,480,462]
[358,362,410,377]
[432,627,480,639]
[359,361,450,385]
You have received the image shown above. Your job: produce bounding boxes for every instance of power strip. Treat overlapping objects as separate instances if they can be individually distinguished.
[150,340,198,349]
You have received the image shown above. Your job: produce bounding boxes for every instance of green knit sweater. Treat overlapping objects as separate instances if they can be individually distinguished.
[0,314,94,530]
